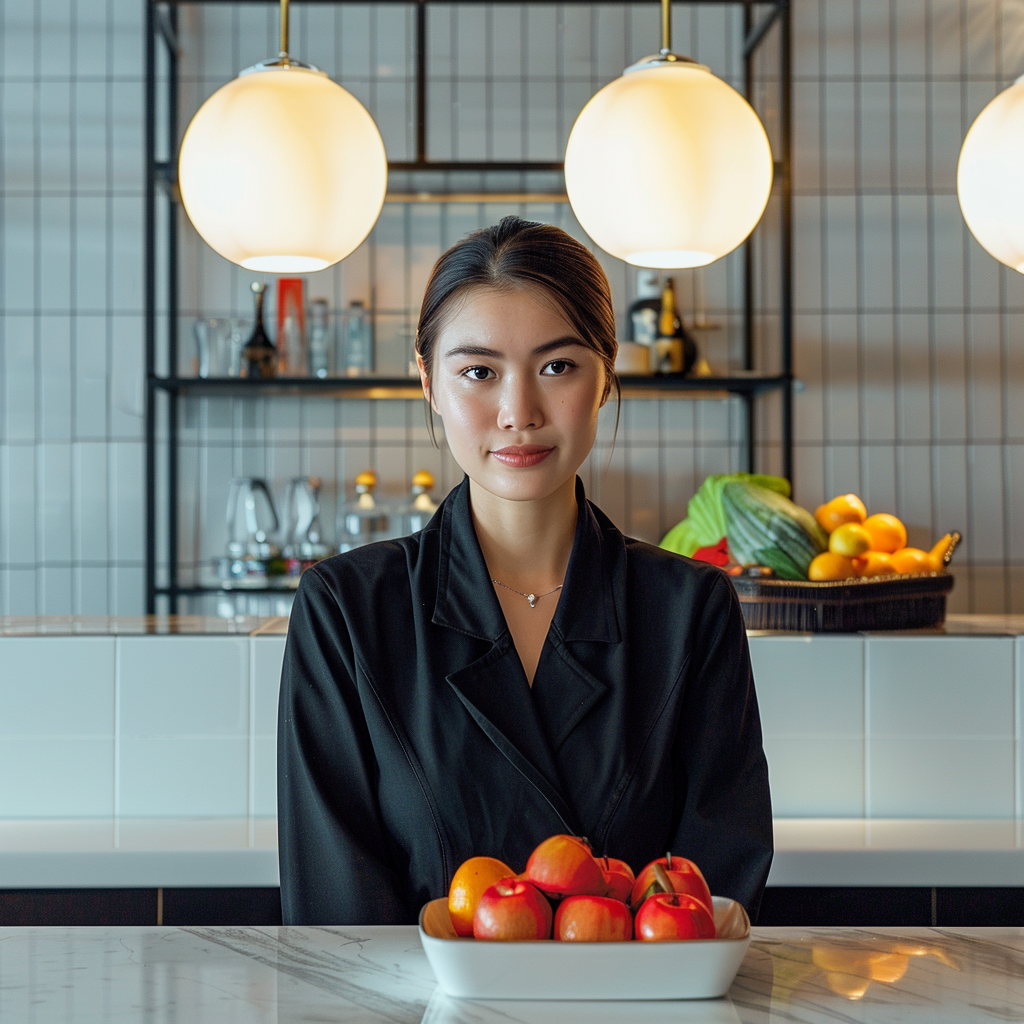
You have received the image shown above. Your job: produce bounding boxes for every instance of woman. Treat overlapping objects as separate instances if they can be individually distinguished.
[278,216,772,926]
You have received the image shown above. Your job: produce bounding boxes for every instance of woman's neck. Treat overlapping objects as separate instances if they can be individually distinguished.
[468,475,578,590]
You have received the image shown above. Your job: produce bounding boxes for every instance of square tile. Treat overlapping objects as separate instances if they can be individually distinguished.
[866,636,1014,737]
[869,736,1014,818]
[118,736,248,817]
[749,635,864,737]
[0,637,115,735]
[762,736,864,818]
[118,637,248,737]
[0,736,114,817]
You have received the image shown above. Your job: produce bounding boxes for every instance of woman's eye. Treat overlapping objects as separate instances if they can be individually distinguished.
[462,366,494,381]
[543,359,575,375]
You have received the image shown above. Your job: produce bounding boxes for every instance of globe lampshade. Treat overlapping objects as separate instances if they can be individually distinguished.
[564,60,773,268]
[958,76,1024,272]
[178,64,387,273]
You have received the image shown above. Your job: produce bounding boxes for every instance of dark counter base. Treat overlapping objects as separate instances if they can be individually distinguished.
[3,887,1024,928]
[760,887,1024,927]
[0,888,283,927]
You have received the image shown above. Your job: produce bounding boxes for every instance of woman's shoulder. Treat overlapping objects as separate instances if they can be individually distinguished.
[300,529,437,603]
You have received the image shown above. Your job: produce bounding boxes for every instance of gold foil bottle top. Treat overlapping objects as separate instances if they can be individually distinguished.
[355,470,377,491]
[412,470,435,490]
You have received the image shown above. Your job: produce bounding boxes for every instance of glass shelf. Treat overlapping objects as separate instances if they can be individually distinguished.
[152,373,791,400]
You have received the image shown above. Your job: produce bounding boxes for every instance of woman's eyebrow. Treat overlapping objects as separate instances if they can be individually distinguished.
[444,337,586,359]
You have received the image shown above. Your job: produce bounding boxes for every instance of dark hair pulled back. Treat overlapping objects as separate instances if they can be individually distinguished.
[415,215,621,448]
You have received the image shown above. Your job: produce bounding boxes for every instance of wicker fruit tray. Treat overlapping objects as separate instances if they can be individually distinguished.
[729,572,955,632]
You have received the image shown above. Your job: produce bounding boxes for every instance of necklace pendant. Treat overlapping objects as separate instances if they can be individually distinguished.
[527,594,537,608]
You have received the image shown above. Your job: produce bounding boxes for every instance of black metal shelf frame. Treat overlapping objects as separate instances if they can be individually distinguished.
[145,0,793,612]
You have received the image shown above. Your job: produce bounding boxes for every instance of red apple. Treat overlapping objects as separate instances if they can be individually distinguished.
[630,854,713,915]
[600,857,635,903]
[473,878,553,940]
[635,892,717,941]
[523,835,609,898]
[555,895,633,941]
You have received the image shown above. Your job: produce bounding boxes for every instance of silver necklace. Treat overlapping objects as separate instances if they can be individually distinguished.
[492,579,563,609]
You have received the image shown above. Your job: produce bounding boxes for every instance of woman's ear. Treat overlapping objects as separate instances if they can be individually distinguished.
[415,352,440,415]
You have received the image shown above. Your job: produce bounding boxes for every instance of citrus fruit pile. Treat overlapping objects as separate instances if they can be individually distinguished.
[809,494,954,581]
[448,834,715,942]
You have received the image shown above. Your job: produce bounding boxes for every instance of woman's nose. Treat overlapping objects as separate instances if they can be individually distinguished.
[497,375,544,430]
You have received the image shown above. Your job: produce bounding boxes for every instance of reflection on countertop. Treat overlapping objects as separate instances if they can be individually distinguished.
[0,615,290,636]
[1,922,1022,1023]
[4,612,1024,638]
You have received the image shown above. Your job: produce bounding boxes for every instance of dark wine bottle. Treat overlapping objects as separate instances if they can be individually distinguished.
[242,282,277,379]
[652,277,698,376]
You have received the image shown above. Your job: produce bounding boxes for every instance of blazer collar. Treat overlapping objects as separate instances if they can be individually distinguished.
[431,474,624,645]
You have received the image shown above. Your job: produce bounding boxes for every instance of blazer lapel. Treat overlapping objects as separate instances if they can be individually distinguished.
[446,635,579,835]
[530,477,626,751]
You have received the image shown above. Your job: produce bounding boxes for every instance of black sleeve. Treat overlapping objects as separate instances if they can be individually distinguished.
[670,571,773,920]
[277,566,411,924]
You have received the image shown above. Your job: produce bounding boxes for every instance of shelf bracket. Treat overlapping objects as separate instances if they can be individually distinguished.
[154,4,179,54]
[743,0,785,60]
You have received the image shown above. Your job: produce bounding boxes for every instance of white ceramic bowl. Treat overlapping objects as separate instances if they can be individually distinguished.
[418,894,751,1000]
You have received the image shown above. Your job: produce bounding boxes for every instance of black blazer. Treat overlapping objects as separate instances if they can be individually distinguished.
[278,474,772,925]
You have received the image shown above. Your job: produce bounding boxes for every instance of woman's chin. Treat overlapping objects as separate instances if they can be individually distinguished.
[466,460,576,504]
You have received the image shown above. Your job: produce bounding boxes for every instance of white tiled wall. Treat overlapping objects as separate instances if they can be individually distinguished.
[750,632,1022,818]
[0,635,285,818]
[0,632,1020,820]
[2,0,1023,614]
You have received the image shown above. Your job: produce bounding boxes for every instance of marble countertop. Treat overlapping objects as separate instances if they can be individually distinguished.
[3,612,1024,637]
[4,818,1024,889]
[2,922,1021,1022]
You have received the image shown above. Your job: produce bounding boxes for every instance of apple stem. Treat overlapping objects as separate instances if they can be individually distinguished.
[666,852,672,870]
[652,863,674,894]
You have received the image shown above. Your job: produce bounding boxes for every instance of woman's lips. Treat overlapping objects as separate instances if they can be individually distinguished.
[491,446,554,468]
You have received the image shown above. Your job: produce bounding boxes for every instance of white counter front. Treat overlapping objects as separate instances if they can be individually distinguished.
[2,616,1024,893]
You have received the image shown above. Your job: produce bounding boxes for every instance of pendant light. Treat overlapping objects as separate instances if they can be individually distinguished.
[563,0,773,269]
[957,76,1024,272]
[177,0,387,273]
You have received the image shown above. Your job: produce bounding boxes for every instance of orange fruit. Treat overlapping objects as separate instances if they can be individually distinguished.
[448,856,514,937]
[828,522,872,558]
[814,494,868,534]
[809,552,858,581]
[861,513,907,554]
[855,551,897,577]
[889,547,932,575]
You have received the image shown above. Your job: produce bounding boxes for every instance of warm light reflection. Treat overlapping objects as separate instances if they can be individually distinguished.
[764,938,959,1003]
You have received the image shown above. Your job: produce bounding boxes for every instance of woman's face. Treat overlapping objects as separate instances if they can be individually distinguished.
[417,284,609,503]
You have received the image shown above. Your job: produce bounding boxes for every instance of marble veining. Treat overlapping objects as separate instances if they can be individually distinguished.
[2,924,1024,1022]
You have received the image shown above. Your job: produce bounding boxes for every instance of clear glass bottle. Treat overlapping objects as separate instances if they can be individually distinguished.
[307,299,331,378]
[340,300,374,376]
[337,470,390,552]
[397,470,439,535]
